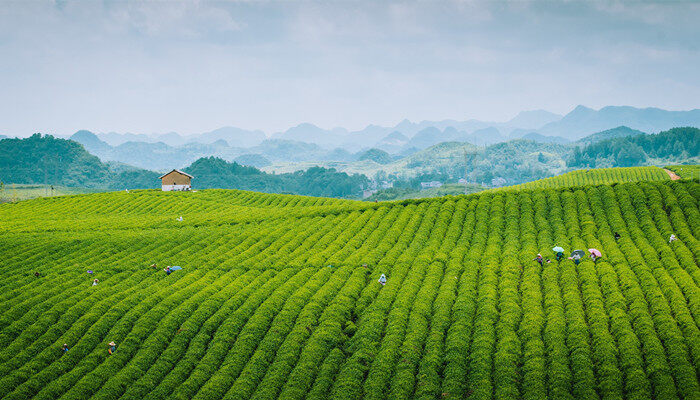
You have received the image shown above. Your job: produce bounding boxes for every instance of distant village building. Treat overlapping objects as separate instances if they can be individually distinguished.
[159,169,193,191]
[420,181,443,189]
[362,189,378,199]
[491,177,507,188]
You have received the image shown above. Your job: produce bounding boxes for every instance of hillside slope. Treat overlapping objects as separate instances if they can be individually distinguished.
[0,181,698,399]
[0,134,160,190]
[499,166,671,191]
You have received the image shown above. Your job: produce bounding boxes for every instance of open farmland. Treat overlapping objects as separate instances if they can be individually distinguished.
[0,184,100,203]
[0,180,699,399]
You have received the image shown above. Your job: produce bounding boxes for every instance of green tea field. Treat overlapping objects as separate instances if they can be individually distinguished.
[0,184,100,203]
[0,176,698,399]
[498,166,673,191]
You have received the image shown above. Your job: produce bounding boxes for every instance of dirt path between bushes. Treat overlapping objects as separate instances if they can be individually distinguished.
[663,168,681,180]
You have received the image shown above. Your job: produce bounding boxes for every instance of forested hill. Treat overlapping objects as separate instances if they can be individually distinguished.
[0,134,159,189]
[184,157,368,198]
[569,126,699,168]
[0,135,368,198]
[575,126,647,146]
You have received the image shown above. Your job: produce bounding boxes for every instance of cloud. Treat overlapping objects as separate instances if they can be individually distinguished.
[104,0,243,37]
[0,0,698,136]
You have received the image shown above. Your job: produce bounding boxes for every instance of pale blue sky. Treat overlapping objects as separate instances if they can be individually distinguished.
[1,0,698,137]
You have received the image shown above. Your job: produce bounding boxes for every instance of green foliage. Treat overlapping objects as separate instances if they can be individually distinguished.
[498,166,671,191]
[568,127,700,168]
[185,157,369,198]
[0,184,101,203]
[0,136,367,198]
[576,126,647,146]
[385,139,569,185]
[0,134,110,187]
[666,165,700,180]
[0,178,698,399]
[0,134,160,190]
[358,148,392,165]
[366,183,485,201]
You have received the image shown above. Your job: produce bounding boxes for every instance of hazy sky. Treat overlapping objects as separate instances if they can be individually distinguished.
[1,0,699,137]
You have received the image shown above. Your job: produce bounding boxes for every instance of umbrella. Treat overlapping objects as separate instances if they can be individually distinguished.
[571,250,586,258]
[588,248,602,257]
[170,266,182,271]
[87,270,93,274]
[552,246,565,253]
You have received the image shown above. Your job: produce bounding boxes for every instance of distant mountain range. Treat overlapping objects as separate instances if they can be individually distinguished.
[538,105,700,140]
[71,131,242,171]
[375,131,409,153]
[3,127,696,195]
[95,127,266,148]
[69,131,357,170]
[37,105,699,170]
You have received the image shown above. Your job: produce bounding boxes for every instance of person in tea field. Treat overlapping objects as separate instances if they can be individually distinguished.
[533,254,544,266]
[108,341,116,355]
[669,234,678,243]
[570,253,581,265]
[378,274,387,285]
[34,271,41,278]
[614,232,621,240]
[552,246,565,262]
[61,344,69,354]
[92,278,99,286]
[164,266,172,275]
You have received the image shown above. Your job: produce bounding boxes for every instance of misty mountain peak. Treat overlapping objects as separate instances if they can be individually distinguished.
[70,130,112,153]
[507,110,562,129]
[291,122,322,130]
[71,130,99,140]
[569,105,595,115]
[385,131,409,141]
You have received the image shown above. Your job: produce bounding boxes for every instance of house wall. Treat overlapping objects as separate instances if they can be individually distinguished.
[162,184,191,192]
[160,172,191,186]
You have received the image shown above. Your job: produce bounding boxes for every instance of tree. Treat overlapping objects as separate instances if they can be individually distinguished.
[616,144,647,167]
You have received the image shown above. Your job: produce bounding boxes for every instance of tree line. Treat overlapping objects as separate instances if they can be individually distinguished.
[568,127,699,168]
[0,135,368,198]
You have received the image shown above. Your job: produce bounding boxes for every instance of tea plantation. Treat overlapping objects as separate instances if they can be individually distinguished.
[498,166,672,191]
[0,176,698,399]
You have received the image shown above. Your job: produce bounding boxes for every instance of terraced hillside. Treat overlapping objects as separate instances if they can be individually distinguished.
[0,181,699,400]
[499,166,671,191]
